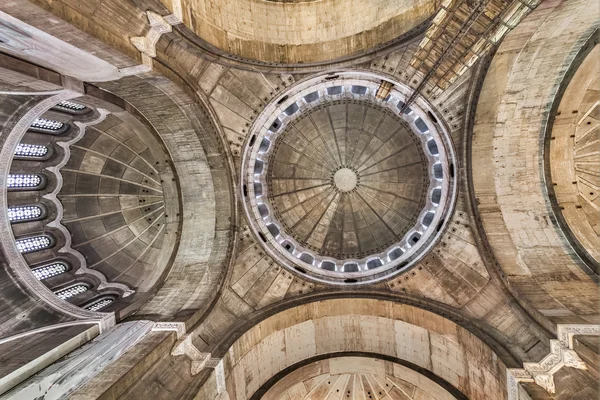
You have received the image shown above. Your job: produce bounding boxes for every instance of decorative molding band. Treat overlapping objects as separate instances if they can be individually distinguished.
[43,109,135,297]
[214,359,226,395]
[170,0,183,24]
[557,323,600,348]
[152,322,186,339]
[0,317,114,346]
[0,90,67,96]
[507,324,600,399]
[130,11,180,70]
[0,91,110,321]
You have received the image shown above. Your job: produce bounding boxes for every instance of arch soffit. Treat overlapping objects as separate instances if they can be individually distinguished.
[470,0,599,327]
[194,297,508,400]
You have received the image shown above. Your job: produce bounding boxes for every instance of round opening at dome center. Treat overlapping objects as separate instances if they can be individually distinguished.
[332,168,358,193]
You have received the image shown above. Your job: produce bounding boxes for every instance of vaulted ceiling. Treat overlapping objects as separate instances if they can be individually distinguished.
[0,0,598,399]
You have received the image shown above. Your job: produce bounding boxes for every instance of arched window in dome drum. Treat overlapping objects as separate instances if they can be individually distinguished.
[31,261,69,280]
[14,143,49,159]
[51,100,90,115]
[84,296,116,312]
[7,174,46,190]
[28,118,69,135]
[15,235,53,253]
[55,284,89,300]
[326,86,343,95]
[321,261,336,271]
[343,263,359,272]
[7,205,45,223]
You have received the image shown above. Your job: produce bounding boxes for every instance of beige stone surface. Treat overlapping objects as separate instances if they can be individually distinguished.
[549,45,600,264]
[1,1,599,399]
[263,356,456,400]
[471,0,599,325]
[164,0,438,63]
[211,299,506,400]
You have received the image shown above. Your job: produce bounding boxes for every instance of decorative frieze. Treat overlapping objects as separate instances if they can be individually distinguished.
[557,323,600,349]
[170,0,183,24]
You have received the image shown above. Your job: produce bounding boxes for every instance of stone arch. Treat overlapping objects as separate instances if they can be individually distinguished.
[470,0,599,330]
[194,298,509,400]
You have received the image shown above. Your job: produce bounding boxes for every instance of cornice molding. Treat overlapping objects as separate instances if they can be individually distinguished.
[507,324,600,399]
[169,0,183,25]
[118,64,152,77]
[0,318,114,346]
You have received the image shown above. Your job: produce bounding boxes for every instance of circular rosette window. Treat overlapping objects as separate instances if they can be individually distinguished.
[241,71,457,284]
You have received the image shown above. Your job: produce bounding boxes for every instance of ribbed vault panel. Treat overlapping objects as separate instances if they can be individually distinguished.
[267,100,428,260]
[262,356,457,400]
[58,113,177,291]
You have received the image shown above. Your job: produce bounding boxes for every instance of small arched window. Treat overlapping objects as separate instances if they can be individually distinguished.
[31,261,69,280]
[55,283,89,300]
[52,100,89,114]
[8,205,45,223]
[85,296,115,312]
[343,263,359,272]
[14,143,49,159]
[366,258,383,269]
[16,235,53,253]
[326,86,343,95]
[7,174,46,190]
[321,261,336,271]
[28,118,68,135]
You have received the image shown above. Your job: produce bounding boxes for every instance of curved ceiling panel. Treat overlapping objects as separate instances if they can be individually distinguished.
[163,0,437,63]
[470,0,599,327]
[58,111,179,293]
[549,44,600,265]
[266,99,428,260]
[194,298,506,400]
[263,356,457,400]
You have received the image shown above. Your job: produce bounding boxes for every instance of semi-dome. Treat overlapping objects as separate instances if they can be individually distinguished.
[242,71,456,284]
[3,96,180,317]
[161,0,437,64]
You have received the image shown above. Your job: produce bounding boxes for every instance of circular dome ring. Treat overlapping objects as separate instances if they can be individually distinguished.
[242,71,457,284]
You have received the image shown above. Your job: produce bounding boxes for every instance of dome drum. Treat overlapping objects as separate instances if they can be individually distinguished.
[242,71,457,284]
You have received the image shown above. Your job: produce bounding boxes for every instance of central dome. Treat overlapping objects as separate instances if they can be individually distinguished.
[242,71,456,284]
[266,99,428,260]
